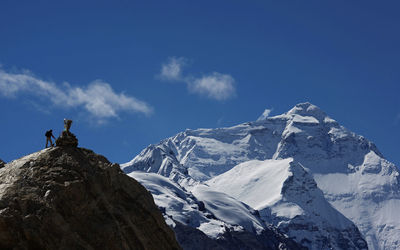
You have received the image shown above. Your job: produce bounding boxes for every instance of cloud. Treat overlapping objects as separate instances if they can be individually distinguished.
[0,69,67,102]
[0,69,153,120]
[189,72,235,101]
[66,81,152,118]
[257,108,273,121]
[158,57,236,101]
[159,57,187,81]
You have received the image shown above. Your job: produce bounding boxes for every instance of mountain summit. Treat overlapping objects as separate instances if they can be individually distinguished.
[0,145,180,249]
[123,102,399,250]
[285,102,328,121]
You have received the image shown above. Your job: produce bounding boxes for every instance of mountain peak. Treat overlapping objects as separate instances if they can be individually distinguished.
[124,101,400,250]
[286,102,327,120]
[257,103,330,122]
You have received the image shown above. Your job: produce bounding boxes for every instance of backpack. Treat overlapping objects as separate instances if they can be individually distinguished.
[45,130,52,137]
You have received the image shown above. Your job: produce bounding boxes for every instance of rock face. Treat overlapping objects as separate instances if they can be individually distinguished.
[56,131,79,147]
[0,159,4,169]
[0,147,181,250]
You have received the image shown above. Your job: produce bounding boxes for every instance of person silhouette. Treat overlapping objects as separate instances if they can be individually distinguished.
[45,129,56,148]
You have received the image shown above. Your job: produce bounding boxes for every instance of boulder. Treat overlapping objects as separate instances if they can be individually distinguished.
[56,131,78,147]
[0,147,181,250]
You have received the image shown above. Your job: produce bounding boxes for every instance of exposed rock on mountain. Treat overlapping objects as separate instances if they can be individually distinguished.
[55,130,78,147]
[123,102,400,249]
[0,146,180,250]
[0,159,4,168]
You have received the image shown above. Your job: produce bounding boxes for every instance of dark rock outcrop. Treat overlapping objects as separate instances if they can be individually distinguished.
[56,131,78,147]
[0,159,4,169]
[0,147,181,250]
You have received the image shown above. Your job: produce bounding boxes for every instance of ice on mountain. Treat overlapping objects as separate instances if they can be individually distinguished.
[196,220,226,239]
[129,172,267,239]
[324,116,337,124]
[361,150,383,174]
[328,126,351,140]
[292,115,320,124]
[206,158,365,249]
[207,159,293,210]
[272,202,304,219]
[282,122,303,139]
[192,184,265,235]
[315,150,400,250]
[122,145,193,186]
[286,102,327,121]
[123,102,399,249]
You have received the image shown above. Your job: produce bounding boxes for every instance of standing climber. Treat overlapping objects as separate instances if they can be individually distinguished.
[45,129,56,148]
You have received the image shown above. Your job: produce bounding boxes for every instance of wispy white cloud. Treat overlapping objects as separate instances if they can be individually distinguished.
[189,72,235,101]
[0,69,153,120]
[0,69,67,102]
[66,80,152,118]
[257,108,273,121]
[159,57,187,81]
[158,57,236,101]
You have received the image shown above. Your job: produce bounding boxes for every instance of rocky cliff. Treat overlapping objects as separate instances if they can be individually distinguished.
[0,145,181,250]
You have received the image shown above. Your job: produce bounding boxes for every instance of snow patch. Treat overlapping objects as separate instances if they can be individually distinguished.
[192,185,265,235]
[292,115,319,124]
[207,158,293,210]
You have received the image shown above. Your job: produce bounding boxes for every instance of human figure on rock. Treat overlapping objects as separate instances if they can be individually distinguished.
[45,129,56,148]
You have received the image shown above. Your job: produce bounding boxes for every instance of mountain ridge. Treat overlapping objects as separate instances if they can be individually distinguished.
[129,171,304,249]
[123,102,400,250]
[207,158,367,249]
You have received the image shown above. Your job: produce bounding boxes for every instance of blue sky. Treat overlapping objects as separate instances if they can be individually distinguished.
[0,1,399,167]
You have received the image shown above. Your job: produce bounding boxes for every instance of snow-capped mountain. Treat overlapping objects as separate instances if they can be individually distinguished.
[129,172,303,249]
[122,102,400,250]
[207,158,366,249]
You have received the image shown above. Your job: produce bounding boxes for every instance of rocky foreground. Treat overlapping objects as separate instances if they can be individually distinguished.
[0,145,180,249]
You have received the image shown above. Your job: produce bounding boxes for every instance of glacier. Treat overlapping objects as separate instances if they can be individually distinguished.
[129,172,302,249]
[207,158,366,249]
[122,102,399,250]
